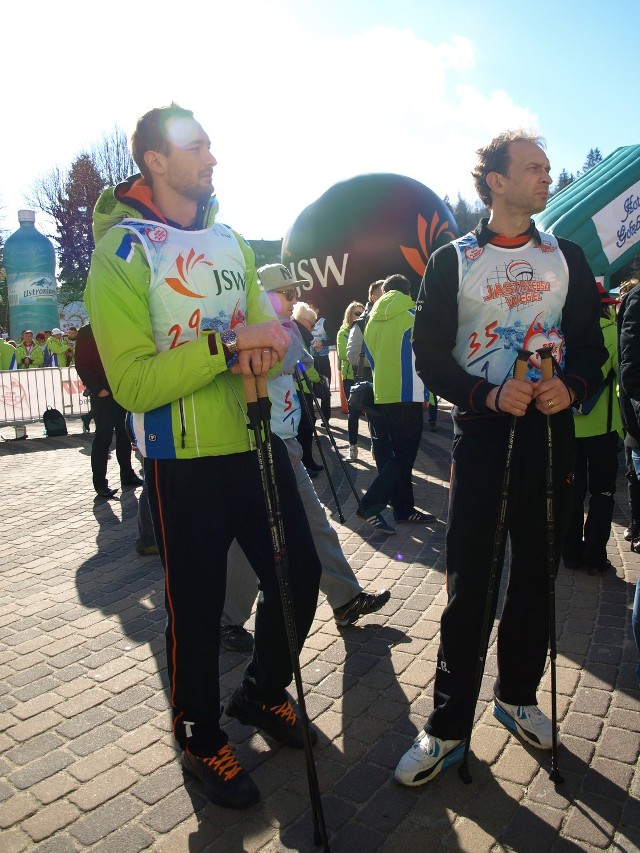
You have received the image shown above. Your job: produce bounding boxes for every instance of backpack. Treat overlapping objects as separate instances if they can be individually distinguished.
[43,407,68,437]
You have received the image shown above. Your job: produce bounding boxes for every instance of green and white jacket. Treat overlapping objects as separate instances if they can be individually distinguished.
[84,176,277,459]
[364,289,427,404]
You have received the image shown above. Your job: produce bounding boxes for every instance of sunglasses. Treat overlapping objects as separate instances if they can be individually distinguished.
[276,288,298,302]
[354,310,364,317]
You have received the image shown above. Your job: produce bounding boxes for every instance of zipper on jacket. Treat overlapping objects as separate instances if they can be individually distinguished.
[178,398,186,449]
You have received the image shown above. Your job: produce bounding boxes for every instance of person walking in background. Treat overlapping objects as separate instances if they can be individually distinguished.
[292,301,324,477]
[74,324,143,498]
[84,103,321,810]
[346,279,393,471]
[221,265,389,650]
[427,392,439,430]
[562,282,622,576]
[616,278,640,552]
[337,300,365,462]
[617,276,640,683]
[357,274,434,534]
[346,279,383,380]
[397,130,606,787]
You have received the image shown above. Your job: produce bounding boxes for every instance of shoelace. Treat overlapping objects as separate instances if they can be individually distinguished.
[201,745,242,780]
[518,705,543,722]
[265,700,297,726]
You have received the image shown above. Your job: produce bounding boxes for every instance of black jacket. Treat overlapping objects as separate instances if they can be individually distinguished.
[618,287,640,447]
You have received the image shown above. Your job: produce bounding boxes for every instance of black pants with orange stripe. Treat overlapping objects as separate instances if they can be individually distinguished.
[425,409,575,740]
[144,437,321,755]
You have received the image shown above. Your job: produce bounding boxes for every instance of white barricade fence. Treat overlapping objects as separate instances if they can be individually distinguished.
[0,367,90,425]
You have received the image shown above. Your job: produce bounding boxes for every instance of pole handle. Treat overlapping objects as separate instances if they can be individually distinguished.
[243,374,258,404]
[538,347,554,381]
[256,374,269,400]
[514,349,532,381]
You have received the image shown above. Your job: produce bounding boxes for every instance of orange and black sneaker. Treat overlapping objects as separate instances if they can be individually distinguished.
[181,743,259,808]
[225,685,317,749]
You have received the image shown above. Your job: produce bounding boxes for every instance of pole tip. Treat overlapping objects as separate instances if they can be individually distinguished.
[458,762,473,785]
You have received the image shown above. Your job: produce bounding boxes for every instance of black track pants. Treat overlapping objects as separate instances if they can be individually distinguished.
[562,430,619,568]
[426,410,575,740]
[144,437,321,754]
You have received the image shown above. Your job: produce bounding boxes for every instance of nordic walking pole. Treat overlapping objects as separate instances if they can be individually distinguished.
[243,373,331,851]
[294,365,347,522]
[459,349,532,785]
[537,347,564,786]
[295,363,363,511]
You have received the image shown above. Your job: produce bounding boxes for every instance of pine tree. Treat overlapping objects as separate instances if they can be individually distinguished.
[56,155,105,302]
[583,148,603,173]
[27,127,134,302]
[553,168,575,195]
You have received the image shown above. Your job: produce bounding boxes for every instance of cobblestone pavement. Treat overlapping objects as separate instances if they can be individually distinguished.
[0,405,638,853]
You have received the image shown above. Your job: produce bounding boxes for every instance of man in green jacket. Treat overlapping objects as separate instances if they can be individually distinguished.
[356,274,434,534]
[15,330,44,368]
[84,103,321,810]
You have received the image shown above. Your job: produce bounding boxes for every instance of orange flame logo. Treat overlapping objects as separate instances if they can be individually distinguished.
[400,213,456,276]
[165,249,213,298]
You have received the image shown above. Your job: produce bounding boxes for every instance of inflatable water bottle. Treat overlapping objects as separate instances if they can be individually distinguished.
[3,210,59,340]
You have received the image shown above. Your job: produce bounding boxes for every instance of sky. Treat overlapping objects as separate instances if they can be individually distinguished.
[1,0,637,241]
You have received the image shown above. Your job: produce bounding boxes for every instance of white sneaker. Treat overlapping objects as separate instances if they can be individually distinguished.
[493,698,555,749]
[394,731,464,787]
[346,445,358,462]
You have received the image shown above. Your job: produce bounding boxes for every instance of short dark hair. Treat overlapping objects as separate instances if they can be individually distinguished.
[382,274,411,295]
[368,279,384,301]
[131,103,195,182]
[472,130,545,206]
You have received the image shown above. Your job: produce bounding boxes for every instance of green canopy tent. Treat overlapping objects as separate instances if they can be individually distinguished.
[534,145,640,289]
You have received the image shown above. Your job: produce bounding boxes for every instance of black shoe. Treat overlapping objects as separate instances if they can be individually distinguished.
[304,461,324,472]
[356,508,395,535]
[95,487,118,499]
[394,510,436,524]
[305,468,319,479]
[333,589,391,627]
[563,558,584,570]
[586,559,613,576]
[220,624,254,653]
[121,473,144,487]
[81,415,91,433]
[225,685,317,749]
[135,543,158,556]
[181,744,259,808]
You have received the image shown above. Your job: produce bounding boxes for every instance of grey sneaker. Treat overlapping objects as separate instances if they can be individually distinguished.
[493,698,555,749]
[334,590,391,626]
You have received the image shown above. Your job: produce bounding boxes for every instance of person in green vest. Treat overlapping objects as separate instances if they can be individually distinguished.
[562,282,623,575]
[0,338,17,370]
[45,328,73,368]
[15,330,44,368]
[336,300,365,461]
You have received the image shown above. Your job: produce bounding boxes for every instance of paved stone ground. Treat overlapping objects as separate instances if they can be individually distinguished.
[0,404,638,853]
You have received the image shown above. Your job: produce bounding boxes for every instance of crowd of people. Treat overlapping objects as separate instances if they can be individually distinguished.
[1,326,78,368]
[10,105,639,819]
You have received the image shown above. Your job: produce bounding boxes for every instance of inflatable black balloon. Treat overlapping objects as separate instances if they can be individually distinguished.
[281,173,459,331]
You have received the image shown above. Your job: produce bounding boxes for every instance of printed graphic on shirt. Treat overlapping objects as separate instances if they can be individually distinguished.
[114,220,247,352]
[453,233,567,385]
